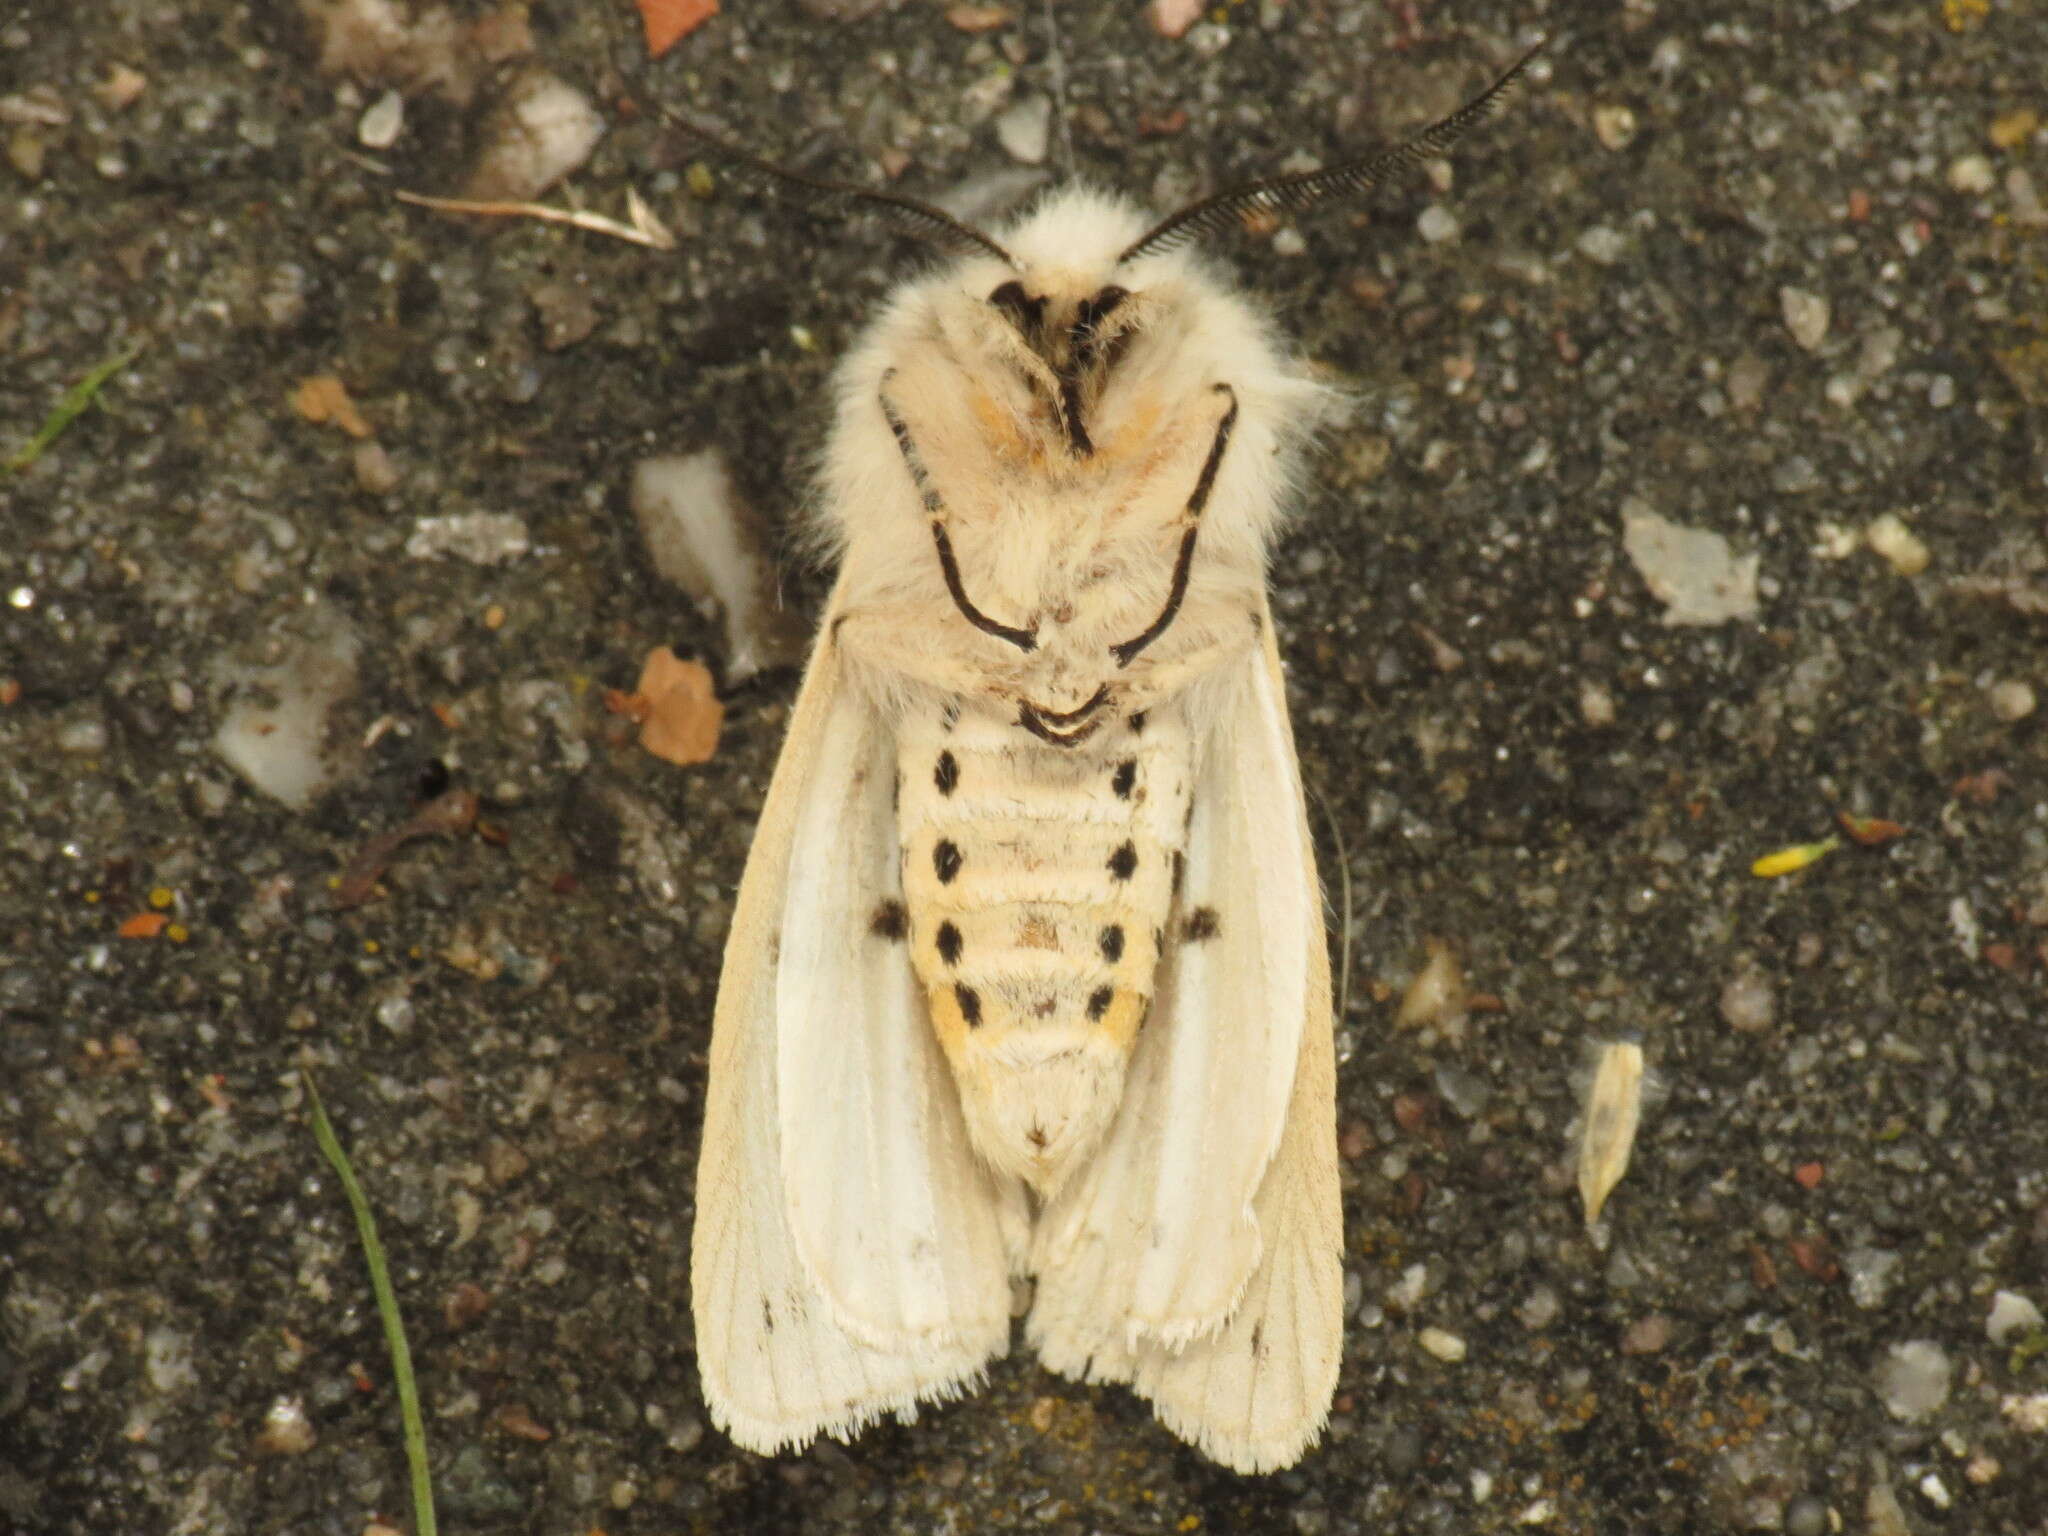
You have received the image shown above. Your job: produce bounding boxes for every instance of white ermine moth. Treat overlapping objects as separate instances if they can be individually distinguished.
[687,44,1541,1473]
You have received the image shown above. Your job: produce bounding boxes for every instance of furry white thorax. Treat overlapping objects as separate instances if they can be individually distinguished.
[820,185,1342,732]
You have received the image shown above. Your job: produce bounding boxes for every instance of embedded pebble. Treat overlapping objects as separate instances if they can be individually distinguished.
[630,450,808,684]
[212,611,361,809]
[1780,286,1830,351]
[1621,500,1761,626]
[352,440,399,494]
[1433,1063,1490,1120]
[1147,0,1201,39]
[1987,679,2035,723]
[358,88,403,149]
[994,93,1051,165]
[1727,352,1771,412]
[1864,512,1929,576]
[1987,1290,2044,1344]
[1947,154,1995,194]
[1417,205,1460,244]
[1518,1285,1560,1331]
[254,1396,317,1456]
[1874,1340,1951,1421]
[1592,103,1638,150]
[1718,967,1775,1032]
[465,72,604,201]
[1620,1314,1673,1355]
[56,714,108,754]
[1417,1327,1467,1363]
[1576,224,1627,265]
[1844,1246,1902,1309]
[406,512,531,564]
[1395,939,1466,1034]
[2005,1393,2048,1432]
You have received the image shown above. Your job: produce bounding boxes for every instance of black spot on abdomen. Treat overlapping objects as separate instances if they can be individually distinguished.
[936,921,962,965]
[1111,759,1137,799]
[1086,986,1113,1021]
[1099,924,1124,963]
[934,839,962,883]
[870,900,908,940]
[954,983,982,1027]
[934,751,959,796]
[1107,841,1137,881]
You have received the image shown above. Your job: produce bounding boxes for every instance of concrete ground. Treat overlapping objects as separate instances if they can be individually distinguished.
[3,0,2045,1531]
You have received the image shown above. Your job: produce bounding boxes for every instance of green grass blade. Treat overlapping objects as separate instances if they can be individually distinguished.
[302,1070,438,1536]
[5,338,146,473]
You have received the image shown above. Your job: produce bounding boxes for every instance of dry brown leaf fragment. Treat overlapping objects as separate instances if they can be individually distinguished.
[1577,1039,1645,1225]
[945,3,1014,30]
[631,646,723,766]
[1395,938,1467,1033]
[493,1402,553,1441]
[94,65,148,112]
[603,686,652,724]
[444,1281,492,1329]
[1837,811,1906,846]
[638,0,719,56]
[1952,768,2012,805]
[334,787,480,908]
[291,375,373,439]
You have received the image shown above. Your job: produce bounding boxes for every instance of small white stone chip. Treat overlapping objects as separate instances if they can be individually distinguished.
[1864,512,1930,576]
[358,88,403,149]
[1417,1326,1468,1363]
[1875,1340,1952,1422]
[1621,501,1761,626]
[1987,1290,2045,1344]
[1781,286,1830,350]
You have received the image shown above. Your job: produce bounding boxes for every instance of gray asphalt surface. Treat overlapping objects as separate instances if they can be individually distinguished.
[3,1,2046,1532]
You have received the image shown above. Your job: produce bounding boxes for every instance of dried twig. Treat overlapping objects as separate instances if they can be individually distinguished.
[395,187,677,250]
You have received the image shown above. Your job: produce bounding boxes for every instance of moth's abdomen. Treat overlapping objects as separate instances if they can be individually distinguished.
[897,702,1193,1193]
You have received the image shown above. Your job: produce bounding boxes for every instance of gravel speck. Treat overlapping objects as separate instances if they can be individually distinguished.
[993,92,1051,164]
[1987,678,2035,723]
[1844,1246,1903,1309]
[1780,286,1830,350]
[1417,1327,1467,1363]
[1986,1290,2044,1344]
[1874,1340,1951,1422]
[1718,966,1775,1032]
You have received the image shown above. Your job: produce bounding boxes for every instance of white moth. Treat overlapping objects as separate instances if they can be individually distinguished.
[687,47,1540,1474]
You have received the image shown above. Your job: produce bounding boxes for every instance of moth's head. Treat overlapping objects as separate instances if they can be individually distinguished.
[938,188,1173,445]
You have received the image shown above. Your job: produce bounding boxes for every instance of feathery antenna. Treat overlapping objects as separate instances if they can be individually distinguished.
[1118,38,1545,263]
[657,105,1018,266]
